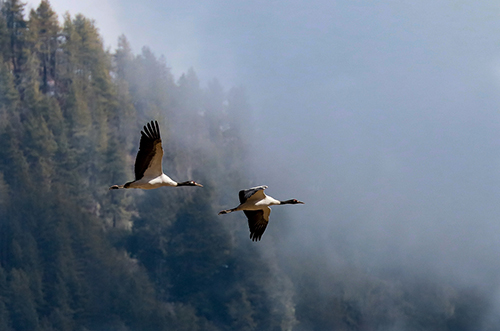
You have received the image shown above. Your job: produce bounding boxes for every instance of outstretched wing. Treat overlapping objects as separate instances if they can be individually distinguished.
[244,207,271,241]
[134,120,163,180]
[239,185,268,203]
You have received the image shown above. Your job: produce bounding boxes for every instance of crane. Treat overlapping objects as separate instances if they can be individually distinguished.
[218,185,303,241]
[109,120,203,190]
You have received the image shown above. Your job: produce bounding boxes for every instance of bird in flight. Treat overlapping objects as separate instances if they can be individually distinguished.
[109,120,203,190]
[218,185,303,241]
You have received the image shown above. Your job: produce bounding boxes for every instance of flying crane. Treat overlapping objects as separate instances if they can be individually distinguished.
[218,185,304,241]
[109,120,203,190]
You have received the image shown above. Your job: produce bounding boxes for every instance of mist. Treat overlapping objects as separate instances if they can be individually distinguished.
[173,0,500,290]
[22,0,500,328]
[203,1,500,325]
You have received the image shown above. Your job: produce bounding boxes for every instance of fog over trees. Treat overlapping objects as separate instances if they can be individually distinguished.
[0,1,497,330]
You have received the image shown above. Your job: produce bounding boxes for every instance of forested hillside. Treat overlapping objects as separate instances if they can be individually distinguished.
[0,1,496,330]
[0,0,295,329]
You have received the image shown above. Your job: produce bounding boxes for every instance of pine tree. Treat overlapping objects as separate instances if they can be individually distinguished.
[28,0,59,94]
[0,9,10,62]
[114,34,133,82]
[2,0,26,79]
[8,268,39,330]
[0,62,19,129]
[112,34,136,142]
[0,265,12,330]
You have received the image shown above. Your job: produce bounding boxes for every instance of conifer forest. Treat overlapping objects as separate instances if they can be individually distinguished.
[0,1,497,330]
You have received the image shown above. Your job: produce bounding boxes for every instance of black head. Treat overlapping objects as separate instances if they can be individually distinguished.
[281,199,304,205]
[177,180,203,187]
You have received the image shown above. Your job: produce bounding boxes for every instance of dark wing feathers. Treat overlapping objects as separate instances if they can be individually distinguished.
[134,120,162,180]
[238,190,248,204]
[239,185,267,203]
[244,210,268,241]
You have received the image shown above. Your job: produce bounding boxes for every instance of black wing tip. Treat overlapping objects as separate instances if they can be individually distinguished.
[250,233,263,241]
[141,120,161,140]
[250,236,261,241]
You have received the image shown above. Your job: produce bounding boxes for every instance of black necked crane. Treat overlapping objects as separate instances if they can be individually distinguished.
[109,120,203,190]
[218,185,304,241]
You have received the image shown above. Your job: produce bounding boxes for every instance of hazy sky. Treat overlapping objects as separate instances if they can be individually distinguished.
[25,0,500,287]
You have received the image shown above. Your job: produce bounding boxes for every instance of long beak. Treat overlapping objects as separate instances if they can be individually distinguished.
[195,182,203,187]
[297,201,305,204]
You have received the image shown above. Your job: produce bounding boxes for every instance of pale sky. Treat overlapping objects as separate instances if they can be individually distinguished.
[23,0,500,289]
[24,0,122,44]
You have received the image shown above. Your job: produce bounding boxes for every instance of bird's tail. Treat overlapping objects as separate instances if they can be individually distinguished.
[109,185,124,190]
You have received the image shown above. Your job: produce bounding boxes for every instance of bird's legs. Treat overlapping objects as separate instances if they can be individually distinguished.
[109,185,124,190]
[218,208,237,215]
[109,181,135,190]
